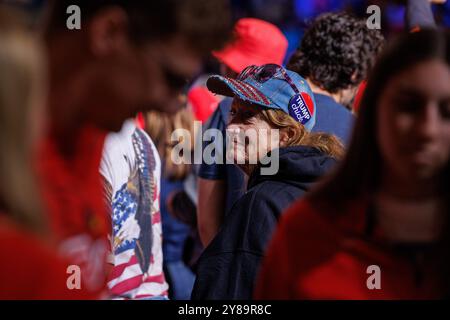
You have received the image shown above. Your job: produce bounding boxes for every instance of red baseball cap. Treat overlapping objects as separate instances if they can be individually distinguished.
[213,18,288,73]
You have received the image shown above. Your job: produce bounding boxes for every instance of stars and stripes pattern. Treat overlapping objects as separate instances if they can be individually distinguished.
[107,128,168,299]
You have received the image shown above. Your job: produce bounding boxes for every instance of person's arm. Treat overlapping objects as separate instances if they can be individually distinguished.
[99,134,122,278]
[405,0,445,31]
[196,100,230,247]
[197,177,226,246]
[99,152,115,277]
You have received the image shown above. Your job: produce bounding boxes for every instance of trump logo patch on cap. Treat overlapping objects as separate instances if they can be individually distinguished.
[288,92,315,130]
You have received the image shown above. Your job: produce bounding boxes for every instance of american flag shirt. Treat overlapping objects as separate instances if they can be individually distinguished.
[100,120,168,299]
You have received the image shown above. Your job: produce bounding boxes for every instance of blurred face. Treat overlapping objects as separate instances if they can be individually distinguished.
[227,99,281,174]
[138,36,202,113]
[377,60,450,184]
[88,37,201,133]
[47,8,202,133]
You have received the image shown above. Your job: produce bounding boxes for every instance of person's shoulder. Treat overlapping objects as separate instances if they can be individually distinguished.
[281,197,367,247]
[280,199,338,243]
[328,101,354,119]
[314,94,354,116]
[103,120,136,153]
[101,120,144,186]
[282,198,316,224]
[312,94,354,143]
[103,120,159,162]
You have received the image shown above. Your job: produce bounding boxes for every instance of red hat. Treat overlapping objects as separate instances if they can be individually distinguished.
[213,18,288,73]
[188,87,220,122]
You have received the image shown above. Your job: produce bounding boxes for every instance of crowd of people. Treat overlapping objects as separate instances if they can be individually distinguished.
[0,0,449,300]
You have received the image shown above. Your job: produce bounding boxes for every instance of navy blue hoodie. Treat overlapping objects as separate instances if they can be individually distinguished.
[191,146,337,300]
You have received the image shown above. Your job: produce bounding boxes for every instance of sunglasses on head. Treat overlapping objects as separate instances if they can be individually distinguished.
[237,64,300,95]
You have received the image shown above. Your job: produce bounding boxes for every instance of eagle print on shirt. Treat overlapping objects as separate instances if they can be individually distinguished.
[111,129,157,276]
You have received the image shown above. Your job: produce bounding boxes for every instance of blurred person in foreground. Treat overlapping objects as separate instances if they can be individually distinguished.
[41,0,231,298]
[197,18,288,247]
[256,29,450,299]
[96,1,232,299]
[0,9,92,299]
[192,64,344,300]
[287,12,384,144]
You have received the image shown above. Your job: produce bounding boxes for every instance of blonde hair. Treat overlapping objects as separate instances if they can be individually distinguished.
[0,10,47,233]
[259,108,345,160]
[145,107,195,180]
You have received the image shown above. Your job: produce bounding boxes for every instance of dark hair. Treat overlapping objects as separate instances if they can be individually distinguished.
[309,29,450,297]
[312,29,450,202]
[46,0,232,54]
[287,12,384,93]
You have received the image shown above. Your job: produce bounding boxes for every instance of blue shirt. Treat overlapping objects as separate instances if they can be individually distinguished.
[311,93,355,145]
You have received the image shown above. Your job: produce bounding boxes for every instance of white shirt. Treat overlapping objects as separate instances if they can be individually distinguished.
[100,120,168,299]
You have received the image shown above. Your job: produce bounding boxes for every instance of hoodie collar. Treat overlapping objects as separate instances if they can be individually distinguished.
[247,146,337,190]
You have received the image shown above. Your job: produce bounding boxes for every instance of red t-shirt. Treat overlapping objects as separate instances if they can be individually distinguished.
[36,125,110,296]
[255,199,443,300]
[0,217,95,299]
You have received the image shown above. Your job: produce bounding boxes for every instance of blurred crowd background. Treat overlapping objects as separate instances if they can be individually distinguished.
[3,0,450,62]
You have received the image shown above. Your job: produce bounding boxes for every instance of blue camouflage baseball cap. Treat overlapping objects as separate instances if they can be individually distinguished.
[206,64,316,131]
